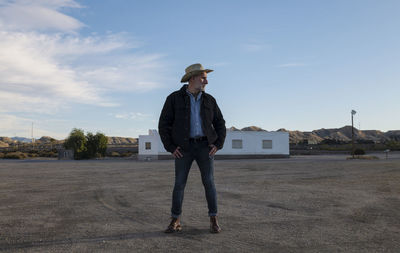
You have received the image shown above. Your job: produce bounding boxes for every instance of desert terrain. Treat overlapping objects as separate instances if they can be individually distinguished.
[0,153,399,252]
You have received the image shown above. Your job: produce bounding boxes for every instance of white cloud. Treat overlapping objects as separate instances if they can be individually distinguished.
[0,113,66,139]
[0,0,169,138]
[0,113,32,135]
[0,0,167,113]
[77,53,166,92]
[277,63,307,68]
[0,0,84,32]
[0,30,115,108]
[242,42,271,52]
[0,90,61,114]
[113,112,152,121]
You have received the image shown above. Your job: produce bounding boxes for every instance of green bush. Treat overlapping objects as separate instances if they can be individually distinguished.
[38,151,58,158]
[86,132,108,158]
[64,128,87,159]
[320,144,352,151]
[110,151,120,157]
[64,129,108,160]
[121,152,133,157]
[386,140,400,151]
[353,148,366,155]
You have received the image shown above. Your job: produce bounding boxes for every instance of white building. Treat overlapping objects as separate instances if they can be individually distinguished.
[138,129,289,160]
[138,130,170,160]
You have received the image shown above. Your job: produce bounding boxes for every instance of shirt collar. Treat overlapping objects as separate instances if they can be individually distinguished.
[186,89,202,101]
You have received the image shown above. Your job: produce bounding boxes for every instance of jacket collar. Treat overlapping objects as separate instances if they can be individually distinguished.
[179,84,188,94]
[180,84,208,98]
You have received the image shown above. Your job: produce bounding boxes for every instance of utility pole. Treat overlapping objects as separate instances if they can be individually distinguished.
[31,122,34,150]
[351,110,357,158]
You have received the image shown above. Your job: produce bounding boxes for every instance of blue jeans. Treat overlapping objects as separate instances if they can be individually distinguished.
[171,139,217,218]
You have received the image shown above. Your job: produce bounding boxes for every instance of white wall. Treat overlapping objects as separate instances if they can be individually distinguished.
[139,130,289,156]
[138,130,169,156]
[218,131,289,155]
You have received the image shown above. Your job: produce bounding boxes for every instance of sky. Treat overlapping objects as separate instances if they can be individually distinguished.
[0,0,399,139]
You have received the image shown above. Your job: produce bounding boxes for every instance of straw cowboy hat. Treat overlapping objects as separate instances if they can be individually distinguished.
[181,63,213,83]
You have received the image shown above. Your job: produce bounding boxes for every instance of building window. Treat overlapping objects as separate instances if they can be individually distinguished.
[145,142,151,150]
[262,140,272,149]
[232,139,243,149]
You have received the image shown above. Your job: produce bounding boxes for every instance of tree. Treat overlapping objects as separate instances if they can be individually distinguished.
[64,129,108,159]
[86,132,108,158]
[64,128,87,159]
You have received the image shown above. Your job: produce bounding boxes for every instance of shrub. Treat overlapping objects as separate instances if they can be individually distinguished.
[386,140,400,151]
[4,151,28,159]
[121,152,134,157]
[38,151,58,158]
[110,151,120,157]
[64,129,108,160]
[353,148,366,155]
[86,132,108,158]
[64,128,87,159]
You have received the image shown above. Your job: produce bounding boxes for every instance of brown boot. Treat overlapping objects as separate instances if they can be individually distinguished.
[210,216,221,233]
[164,217,182,233]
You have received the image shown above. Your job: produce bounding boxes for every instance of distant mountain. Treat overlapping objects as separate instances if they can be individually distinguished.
[0,141,9,148]
[287,130,324,144]
[0,137,15,144]
[0,136,138,146]
[11,137,32,143]
[229,125,400,144]
[2,126,399,147]
[37,136,57,143]
[305,126,390,144]
[241,126,267,131]
[107,137,138,145]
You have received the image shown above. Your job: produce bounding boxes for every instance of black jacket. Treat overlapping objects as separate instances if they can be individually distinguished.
[158,85,226,153]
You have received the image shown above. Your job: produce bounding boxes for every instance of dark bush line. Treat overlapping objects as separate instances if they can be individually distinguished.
[0,150,58,159]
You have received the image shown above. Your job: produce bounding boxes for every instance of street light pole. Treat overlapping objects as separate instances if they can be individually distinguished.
[351,110,357,158]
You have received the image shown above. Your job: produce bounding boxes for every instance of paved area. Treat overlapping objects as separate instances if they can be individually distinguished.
[0,155,399,252]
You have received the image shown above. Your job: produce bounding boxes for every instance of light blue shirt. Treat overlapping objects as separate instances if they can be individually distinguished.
[186,89,205,138]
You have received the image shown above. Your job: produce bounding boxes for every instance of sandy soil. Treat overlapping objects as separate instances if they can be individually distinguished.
[0,155,399,252]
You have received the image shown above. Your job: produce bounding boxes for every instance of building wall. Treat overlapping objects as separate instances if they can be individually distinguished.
[218,131,289,155]
[138,135,158,155]
[57,148,74,160]
[138,130,289,159]
[138,130,169,160]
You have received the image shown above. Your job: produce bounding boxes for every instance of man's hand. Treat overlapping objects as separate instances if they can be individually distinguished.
[209,144,218,156]
[172,147,183,158]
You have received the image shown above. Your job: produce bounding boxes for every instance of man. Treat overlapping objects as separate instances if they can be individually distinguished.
[158,63,226,233]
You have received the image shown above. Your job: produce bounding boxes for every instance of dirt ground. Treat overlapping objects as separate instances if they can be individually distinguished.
[0,153,399,252]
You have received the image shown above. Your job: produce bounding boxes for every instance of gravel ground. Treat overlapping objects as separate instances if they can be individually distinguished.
[0,154,399,252]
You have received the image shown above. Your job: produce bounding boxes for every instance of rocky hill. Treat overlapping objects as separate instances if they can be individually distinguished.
[0,137,16,144]
[229,126,400,144]
[107,137,138,145]
[1,126,398,146]
[0,136,138,146]
[0,141,9,148]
